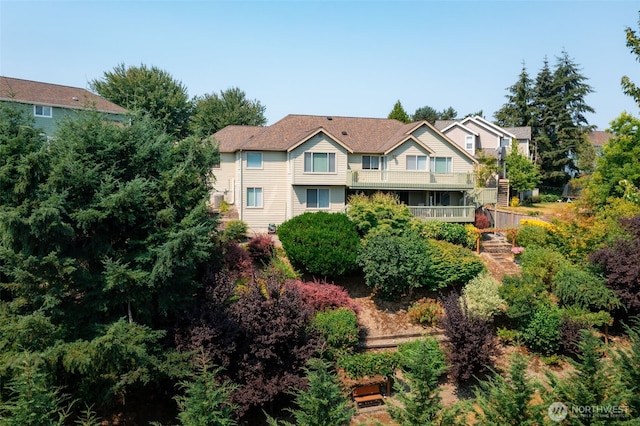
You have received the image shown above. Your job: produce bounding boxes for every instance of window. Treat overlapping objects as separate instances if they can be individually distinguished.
[247,152,262,168]
[406,155,427,170]
[247,187,263,208]
[465,135,474,152]
[362,155,380,170]
[34,105,52,118]
[306,188,330,209]
[430,157,452,173]
[304,152,336,173]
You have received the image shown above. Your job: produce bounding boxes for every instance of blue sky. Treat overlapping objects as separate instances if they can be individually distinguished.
[1,0,639,130]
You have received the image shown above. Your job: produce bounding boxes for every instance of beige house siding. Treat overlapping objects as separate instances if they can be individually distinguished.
[291,186,346,218]
[411,126,475,174]
[210,152,238,205]
[240,151,289,230]
[463,122,501,151]
[290,134,349,185]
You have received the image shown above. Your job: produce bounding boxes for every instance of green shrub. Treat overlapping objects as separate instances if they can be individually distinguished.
[337,352,399,379]
[552,264,621,312]
[277,212,360,277]
[346,192,412,236]
[515,224,552,248]
[412,220,474,248]
[462,272,506,319]
[407,298,444,327]
[522,304,562,355]
[357,231,430,297]
[520,247,569,288]
[499,275,551,327]
[223,219,248,242]
[540,193,561,203]
[396,337,446,374]
[310,308,360,360]
[423,239,486,289]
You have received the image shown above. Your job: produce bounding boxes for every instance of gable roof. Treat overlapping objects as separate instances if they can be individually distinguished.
[438,121,480,136]
[0,76,127,115]
[212,114,477,162]
[460,115,516,139]
[588,130,613,148]
[505,126,531,140]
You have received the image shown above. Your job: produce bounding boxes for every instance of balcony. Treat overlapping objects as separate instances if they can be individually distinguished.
[346,170,475,190]
[409,206,476,223]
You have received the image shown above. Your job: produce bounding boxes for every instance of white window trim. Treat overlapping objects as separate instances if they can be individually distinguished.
[465,135,474,152]
[304,152,336,174]
[34,105,52,118]
[406,155,428,171]
[246,152,263,169]
[306,188,330,209]
[247,187,263,208]
[430,157,453,174]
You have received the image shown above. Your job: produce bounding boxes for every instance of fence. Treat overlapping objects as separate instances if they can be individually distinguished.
[484,207,539,229]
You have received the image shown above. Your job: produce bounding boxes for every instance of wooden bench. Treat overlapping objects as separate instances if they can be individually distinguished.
[352,384,384,408]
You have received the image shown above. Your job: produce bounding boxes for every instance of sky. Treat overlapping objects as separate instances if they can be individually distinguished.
[1,0,639,130]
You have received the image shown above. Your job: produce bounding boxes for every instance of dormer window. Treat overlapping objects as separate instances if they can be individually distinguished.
[34,105,52,118]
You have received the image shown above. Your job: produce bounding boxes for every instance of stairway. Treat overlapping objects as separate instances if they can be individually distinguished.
[497,179,510,207]
[481,232,513,254]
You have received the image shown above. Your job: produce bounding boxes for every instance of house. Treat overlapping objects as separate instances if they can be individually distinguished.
[0,76,127,137]
[211,114,498,231]
[587,130,613,157]
[435,116,532,164]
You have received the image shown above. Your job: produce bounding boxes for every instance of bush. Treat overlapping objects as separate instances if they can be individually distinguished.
[413,221,472,247]
[462,272,506,319]
[407,298,444,327]
[515,224,552,248]
[346,192,412,236]
[510,196,520,207]
[310,308,360,360]
[277,212,360,277]
[499,275,551,327]
[440,292,497,384]
[247,234,275,265]
[522,304,562,356]
[423,239,486,289]
[223,219,248,242]
[540,193,561,203]
[293,278,359,314]
[223,241,252,274]
[520,246,569,288]
[357,231,430,298]
[475,212,491,229]
[336,352,399,379]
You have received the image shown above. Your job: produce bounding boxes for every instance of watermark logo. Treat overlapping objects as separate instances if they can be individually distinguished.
[548,402,568,422]
[548,402,629,422]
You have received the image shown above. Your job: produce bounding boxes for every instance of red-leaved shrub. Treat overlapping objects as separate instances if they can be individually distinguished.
[247,234,275,265]
[475,211,491,229]
[292,278,360,314]
[223,241,252,274]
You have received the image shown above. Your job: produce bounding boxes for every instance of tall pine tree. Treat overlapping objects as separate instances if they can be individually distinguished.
[494,61,535,128]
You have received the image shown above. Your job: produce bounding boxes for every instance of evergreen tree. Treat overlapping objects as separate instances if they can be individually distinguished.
[532,52,595,185]
[610,318,640,419]
[283,358,354,426]
[387,337,447,426]
[388,100,411,123]
[468,354,545,426]
[0,352,70,426]
[175,353,238,426]
[622,12,640,108]
[494,62,535,128]
[546,331,612,425]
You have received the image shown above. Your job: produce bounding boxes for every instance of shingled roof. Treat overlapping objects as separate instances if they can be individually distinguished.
[0,76,127,114]
[213,114,453,155]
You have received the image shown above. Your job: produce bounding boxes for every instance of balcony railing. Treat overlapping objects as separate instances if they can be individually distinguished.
[346,170,475,190]
[409,206,476,222]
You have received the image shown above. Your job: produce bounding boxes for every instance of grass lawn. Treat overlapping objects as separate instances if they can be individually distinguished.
[499,201,575,221]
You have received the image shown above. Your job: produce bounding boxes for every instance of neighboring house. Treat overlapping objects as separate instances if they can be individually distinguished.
[0,76,127,137]
[435,116,532,163]
[211,114,498,230]
[587,130,613,157]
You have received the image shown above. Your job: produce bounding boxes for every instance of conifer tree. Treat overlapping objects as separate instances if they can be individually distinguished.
[469,354,545,426]
[494,62,535,128]
[388,100,411,123]
[610,318,640,419]
[546,331,612,425]
[284,358,354,426]
[387,337,447,426]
